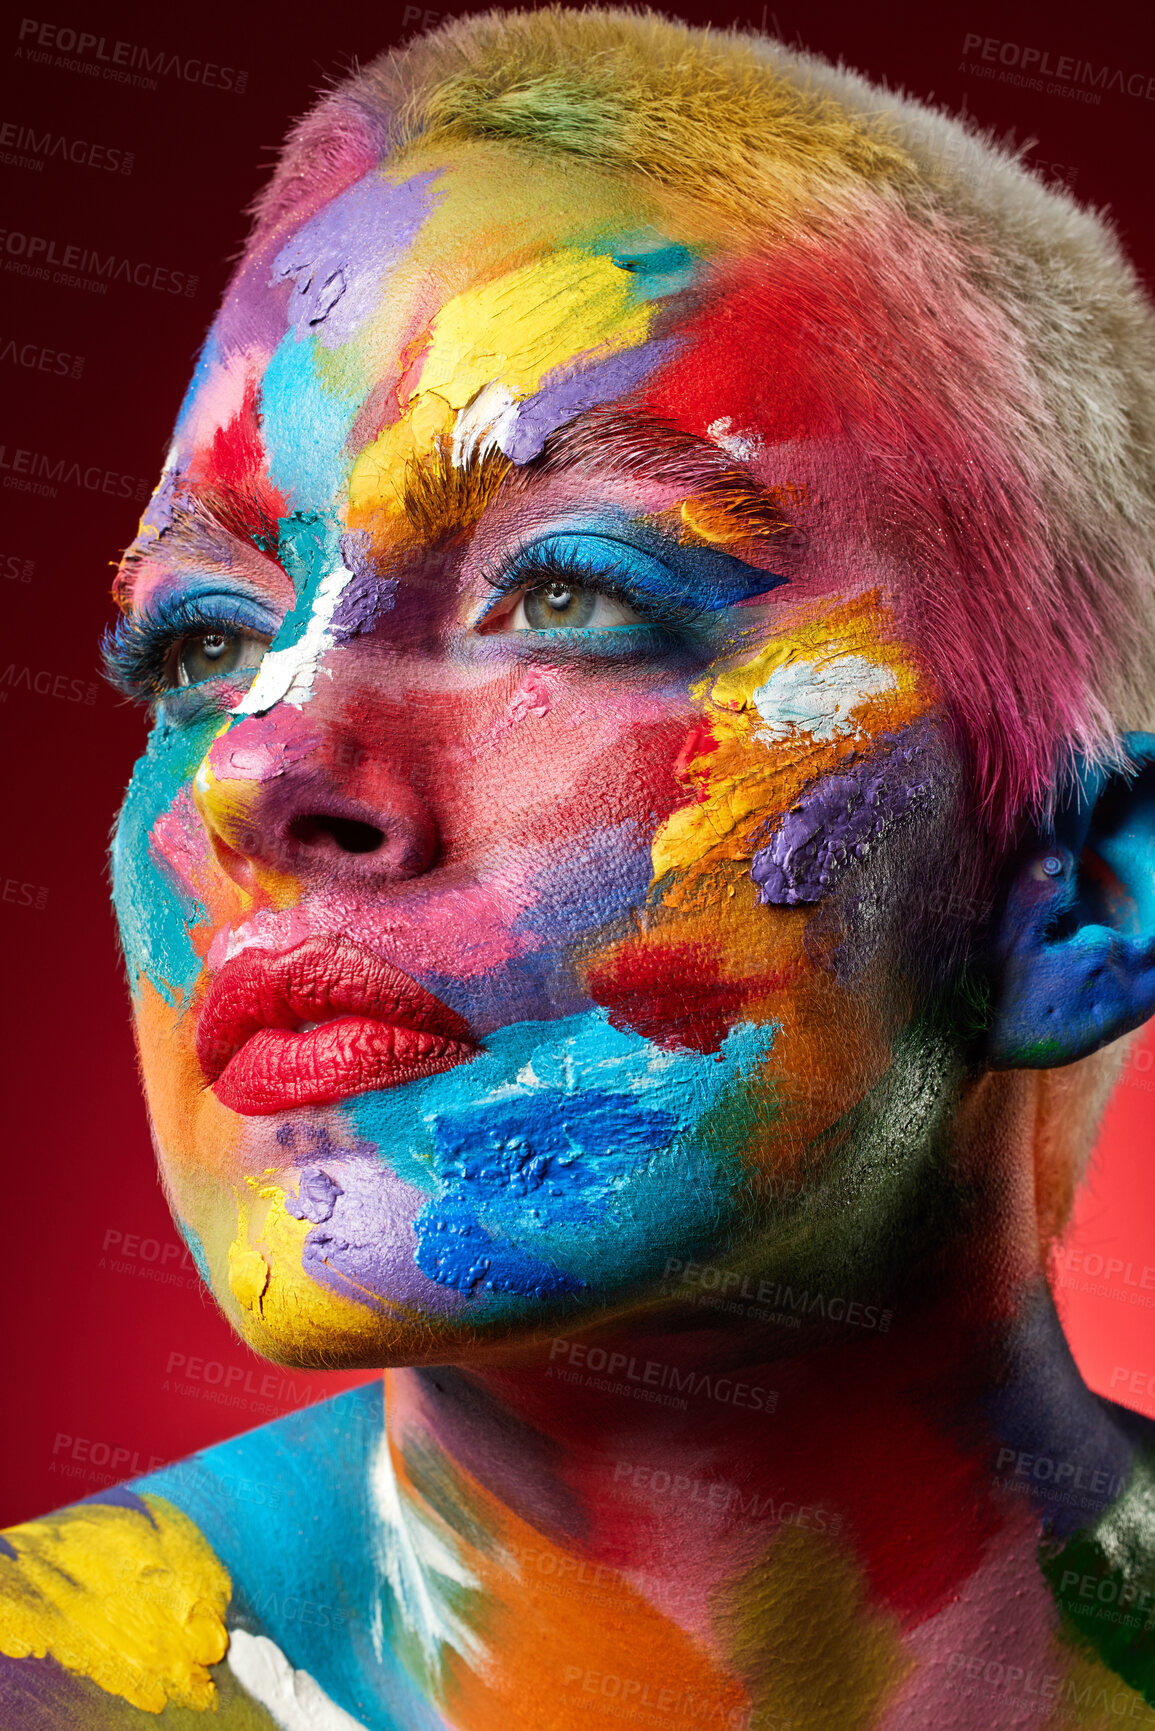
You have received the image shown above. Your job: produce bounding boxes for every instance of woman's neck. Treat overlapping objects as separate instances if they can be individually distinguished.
[364,1074,1139,1727]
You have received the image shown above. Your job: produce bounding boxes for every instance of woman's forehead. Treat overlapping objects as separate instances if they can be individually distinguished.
[169,146,824,482]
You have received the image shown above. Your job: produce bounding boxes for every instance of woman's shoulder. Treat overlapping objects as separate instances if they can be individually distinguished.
[0,1382,390,1728]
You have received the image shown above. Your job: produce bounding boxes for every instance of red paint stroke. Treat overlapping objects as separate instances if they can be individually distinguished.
[187,376,290,550]
[587,941,795,1053]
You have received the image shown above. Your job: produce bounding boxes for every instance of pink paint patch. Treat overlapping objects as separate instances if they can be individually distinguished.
[204,875,541,981]
[488,669,559,745]
[355,877,544,977]
[209,715,323,782]
[878,1511,1061,1729]
[148,788,215,898]
[208,904,319,972]
[179,349,262,456]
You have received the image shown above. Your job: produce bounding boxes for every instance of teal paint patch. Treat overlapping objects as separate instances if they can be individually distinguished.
[133,1384,445,1731]
[259,330,361,516]
[177,1216,212,1287]
[250,509,349,666]
[111,711,221,1002]
[610,239,699,303]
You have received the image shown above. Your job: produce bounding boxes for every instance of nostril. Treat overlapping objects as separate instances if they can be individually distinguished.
[288,814,386,855]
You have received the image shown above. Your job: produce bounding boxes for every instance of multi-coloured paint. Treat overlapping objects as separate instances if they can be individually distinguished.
[6,7,1155,1728]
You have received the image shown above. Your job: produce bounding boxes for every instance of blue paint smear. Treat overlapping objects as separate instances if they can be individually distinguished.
[414,1083,673,1298]
[415,1204,586,1299]
[260,334,360,516]
[134,1384,444,1731]
[486,521,789,626]
[346,1008,778,1310]
[178,1216,212,1288]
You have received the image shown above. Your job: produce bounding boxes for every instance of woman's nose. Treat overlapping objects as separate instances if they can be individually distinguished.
[191,712,438,892]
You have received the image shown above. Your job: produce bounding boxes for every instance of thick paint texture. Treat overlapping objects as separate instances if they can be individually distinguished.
[106,140,961,1363]
[0,1494,229,1712]
[23,11,1154,1728]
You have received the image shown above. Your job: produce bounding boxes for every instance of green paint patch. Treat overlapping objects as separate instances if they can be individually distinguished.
[1041,1455,1155,1704]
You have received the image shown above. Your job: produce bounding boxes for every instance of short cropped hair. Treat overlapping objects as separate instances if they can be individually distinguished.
[240,5,1155,846]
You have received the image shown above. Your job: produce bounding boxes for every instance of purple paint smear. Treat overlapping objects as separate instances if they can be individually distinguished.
[330,530,397,642]
[137,469,182,541]
[752,727,932,905]
[284,1157,466,1314]
[500,338,682,464]
[271,170,441,349]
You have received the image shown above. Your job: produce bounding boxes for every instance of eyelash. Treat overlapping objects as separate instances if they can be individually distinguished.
[102,597,268,702]
[105,537,763,705]
[483,540,705,633]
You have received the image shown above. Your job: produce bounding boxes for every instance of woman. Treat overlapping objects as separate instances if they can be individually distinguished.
[4,9,1155,1727]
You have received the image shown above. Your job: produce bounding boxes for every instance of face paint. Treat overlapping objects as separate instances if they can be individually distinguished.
[104,139,967,1366]
[34,8,1153,1724]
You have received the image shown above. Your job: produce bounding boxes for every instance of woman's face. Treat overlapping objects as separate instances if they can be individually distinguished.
[110,143,958,1365]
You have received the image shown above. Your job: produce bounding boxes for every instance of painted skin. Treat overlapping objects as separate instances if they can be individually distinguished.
[5,141,1155,1730]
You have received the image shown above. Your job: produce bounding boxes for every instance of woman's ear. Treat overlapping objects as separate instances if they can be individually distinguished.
[986,733,1155,1068]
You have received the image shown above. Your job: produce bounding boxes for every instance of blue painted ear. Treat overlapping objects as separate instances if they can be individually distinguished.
[987,732,1155,1068]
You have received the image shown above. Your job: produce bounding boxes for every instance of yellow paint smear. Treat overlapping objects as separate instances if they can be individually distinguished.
[348,247,653,526]
[718,1524,911,1731]
[0,1495,229,1713]
[190,754,298,911]
[652,592,927,887]
[227,1176,427,1365]
[417,247,652,409]
[1047,1638,1154,1728]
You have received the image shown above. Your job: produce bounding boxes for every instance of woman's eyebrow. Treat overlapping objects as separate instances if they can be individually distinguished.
[528,409,796,540]
[114,492,294,611]
[398,409,799,545]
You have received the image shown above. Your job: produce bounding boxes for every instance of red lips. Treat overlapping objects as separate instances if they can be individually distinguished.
[196,936,477,1115]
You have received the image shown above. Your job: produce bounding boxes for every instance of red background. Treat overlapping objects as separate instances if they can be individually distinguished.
[1,0,1153,1528]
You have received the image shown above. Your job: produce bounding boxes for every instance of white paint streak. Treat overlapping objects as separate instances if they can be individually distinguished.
[369,1430,489,1679]
[227,1629,369,1730]
[752,653,897,743]
[233,564,354,716]
[451,379,519,469]
[706,415,761,462]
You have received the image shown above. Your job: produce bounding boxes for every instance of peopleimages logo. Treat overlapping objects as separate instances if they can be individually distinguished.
[961,33,1155,101]
[15,19,248,94]
[0,442,150,502]
[0,119,133,174]
[548,1338,778,1413]
[0,229,197,297]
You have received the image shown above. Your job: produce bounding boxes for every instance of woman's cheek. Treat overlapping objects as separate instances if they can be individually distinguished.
[113,722,254,1223]
[112,720,225,1004]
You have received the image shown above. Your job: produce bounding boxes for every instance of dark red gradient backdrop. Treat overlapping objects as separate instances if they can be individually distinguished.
[1,0,1152,1529]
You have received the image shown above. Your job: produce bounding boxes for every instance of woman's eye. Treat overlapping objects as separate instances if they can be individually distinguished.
[501,581,646,632]
[168,629,267,688]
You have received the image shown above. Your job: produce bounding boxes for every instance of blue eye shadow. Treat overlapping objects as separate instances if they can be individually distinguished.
[495,529,788,618]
